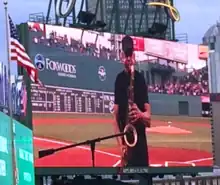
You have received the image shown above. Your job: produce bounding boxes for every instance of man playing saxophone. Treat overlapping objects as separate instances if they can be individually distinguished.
[113,35,151,167]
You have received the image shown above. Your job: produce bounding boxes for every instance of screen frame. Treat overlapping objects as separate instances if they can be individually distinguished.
[35,166,213,176]
[22,22,213,175]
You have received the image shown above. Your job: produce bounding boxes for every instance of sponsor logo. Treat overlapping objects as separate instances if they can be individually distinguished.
[0,136,8,154]
[0,159,6,176]
[98,66,106,81]
[34,54,45,71]
[198,45,208,60]
[55,0,76,18]
[103,94,114,113]
[123,167,149,173]
[147,0,180,22]
[23,172,32,182]
[19,149,34,163]
[34,54,77,79]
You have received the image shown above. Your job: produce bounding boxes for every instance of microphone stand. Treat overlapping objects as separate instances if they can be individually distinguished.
[38,132,126,167]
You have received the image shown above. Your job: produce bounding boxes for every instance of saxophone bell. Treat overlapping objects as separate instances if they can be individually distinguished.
[123,123,138,148]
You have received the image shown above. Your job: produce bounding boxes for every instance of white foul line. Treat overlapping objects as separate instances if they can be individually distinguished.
[113,160,121,167]
[165,157,213,167]
[184,158,213,163]
[165,161,195,167]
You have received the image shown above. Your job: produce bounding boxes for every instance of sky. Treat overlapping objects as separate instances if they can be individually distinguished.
[0,0,219,74]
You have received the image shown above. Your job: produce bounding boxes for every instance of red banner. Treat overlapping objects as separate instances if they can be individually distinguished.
[131,37,145,51]
[198,45,208,60]
[201,96,210,103]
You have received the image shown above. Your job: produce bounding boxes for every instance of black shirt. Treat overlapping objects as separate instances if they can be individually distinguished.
[114,70,149,166]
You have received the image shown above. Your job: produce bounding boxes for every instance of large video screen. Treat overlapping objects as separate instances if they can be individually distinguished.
[28,22,212,169]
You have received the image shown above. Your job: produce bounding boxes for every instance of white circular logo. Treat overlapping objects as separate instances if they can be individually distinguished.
[34,54,45,71]
[109,101,114,113]
[55,0,76,18]
[98,66,106,81]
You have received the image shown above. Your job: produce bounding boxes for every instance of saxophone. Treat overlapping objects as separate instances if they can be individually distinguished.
[121,57,138,167]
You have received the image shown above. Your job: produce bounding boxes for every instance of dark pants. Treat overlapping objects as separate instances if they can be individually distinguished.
[126,137,149,167]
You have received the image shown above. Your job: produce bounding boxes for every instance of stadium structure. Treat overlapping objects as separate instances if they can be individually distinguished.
[24,0,211,168]
[10,1,220,185]
[86,0,174,39]
[203,21,220,46]
[29,0,181,41]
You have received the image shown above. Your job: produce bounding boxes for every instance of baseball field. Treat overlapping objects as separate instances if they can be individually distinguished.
[33,113,213,167]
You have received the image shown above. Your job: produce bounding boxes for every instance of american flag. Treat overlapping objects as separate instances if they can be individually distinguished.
[9,15,40,84]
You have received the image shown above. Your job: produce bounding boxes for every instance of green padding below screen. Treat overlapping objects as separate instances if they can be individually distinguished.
[0,112,35,185]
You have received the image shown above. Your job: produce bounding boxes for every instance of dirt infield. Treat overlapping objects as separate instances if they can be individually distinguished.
[33,113,213,167]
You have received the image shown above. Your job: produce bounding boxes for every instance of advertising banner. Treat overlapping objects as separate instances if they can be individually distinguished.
[0,112,34,185]
[144,38,188,63]
[29,43,123,91]
[0,60,33,184]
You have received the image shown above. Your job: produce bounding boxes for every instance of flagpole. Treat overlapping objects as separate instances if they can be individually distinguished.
[4,1,17,185]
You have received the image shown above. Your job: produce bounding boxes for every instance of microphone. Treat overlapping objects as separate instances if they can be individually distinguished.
[122,35,134,58]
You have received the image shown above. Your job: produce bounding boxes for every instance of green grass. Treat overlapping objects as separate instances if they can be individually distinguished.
[33,113,210,123]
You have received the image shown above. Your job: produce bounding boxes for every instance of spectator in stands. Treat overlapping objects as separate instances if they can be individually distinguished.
[148,66,209,96]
